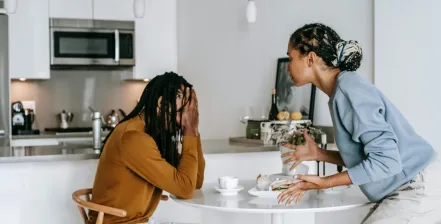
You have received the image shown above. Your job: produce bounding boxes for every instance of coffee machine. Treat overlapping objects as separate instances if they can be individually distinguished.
[11,101,25,135]
[11,101,39,135]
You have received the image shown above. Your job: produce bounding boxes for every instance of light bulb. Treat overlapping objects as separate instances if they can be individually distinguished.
[246,0,256,23]
[134,0,146,18]
[5,0,18,14]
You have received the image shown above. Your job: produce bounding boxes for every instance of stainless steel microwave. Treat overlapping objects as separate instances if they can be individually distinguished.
[50,18,135,67]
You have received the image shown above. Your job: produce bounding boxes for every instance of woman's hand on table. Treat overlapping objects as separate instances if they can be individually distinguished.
[277,175,331,206]
[281,131,321,170]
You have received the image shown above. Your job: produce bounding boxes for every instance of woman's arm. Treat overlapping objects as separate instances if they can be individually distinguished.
[338,82,402,185]
[316,148,345,166]
[121,130,199,199]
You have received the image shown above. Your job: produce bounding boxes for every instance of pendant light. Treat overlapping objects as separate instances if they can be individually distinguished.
[5,0,18,14]
[134,0,146,18]
[246,0,256,23]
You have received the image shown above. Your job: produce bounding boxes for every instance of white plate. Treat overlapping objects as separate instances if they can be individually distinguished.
[214,185,244,196]
[248,187,282,198]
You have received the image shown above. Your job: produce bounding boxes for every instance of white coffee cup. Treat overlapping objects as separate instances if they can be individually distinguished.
[260,122,274,145]
[280,145,309,176]
[218,176,239,189]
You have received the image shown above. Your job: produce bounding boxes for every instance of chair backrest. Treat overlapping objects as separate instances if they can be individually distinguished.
[72,188,127,224]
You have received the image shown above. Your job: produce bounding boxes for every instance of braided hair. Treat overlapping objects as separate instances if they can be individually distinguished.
[289,23,363,71]
[101,72,193,168]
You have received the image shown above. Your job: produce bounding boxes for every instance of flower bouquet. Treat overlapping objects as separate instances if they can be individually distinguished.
[271,121,324,146]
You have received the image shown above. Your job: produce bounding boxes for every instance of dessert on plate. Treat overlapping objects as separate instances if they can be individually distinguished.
[256,174,301,192]
[248,173,304,198]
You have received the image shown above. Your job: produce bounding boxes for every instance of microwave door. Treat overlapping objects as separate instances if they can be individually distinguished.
[51,28,118,66]
[118,31,135,66]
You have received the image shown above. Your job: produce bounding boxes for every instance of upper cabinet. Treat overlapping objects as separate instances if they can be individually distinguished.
[129,0,177,80]
[9,0,50,79]
[7,0,177,80]
[49,0,133,21]
[49,0,93,19]
[93,0,135,21]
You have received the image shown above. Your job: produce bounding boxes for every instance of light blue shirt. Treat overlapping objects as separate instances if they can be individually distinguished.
[328,71,436,202]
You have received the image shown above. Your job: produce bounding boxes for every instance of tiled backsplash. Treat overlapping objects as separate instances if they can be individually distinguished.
[11,70,147,131]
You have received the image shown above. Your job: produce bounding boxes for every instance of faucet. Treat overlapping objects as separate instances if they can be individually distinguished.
[92,112,102,152]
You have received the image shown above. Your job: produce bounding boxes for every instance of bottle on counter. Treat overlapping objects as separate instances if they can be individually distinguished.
[268,88,279,120]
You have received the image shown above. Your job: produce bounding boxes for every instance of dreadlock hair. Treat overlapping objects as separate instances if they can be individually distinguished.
[100,72,193,168]
[289,23,363,72]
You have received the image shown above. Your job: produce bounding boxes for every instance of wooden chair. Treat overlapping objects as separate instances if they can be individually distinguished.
[72,188,127,224]
[72,188,170,224]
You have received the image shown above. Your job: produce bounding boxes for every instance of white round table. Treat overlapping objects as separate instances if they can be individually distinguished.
[170,180,371,224]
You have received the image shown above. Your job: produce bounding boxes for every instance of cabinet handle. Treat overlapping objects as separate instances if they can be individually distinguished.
[114,29,120,62]
[0,130,5,136]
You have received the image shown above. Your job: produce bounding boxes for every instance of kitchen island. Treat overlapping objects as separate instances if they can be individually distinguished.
[0,139,369,224]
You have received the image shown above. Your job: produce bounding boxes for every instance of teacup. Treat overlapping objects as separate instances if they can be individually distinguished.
[218,176,239,189]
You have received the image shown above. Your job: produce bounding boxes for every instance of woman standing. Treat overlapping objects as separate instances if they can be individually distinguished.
[277,23,440,223]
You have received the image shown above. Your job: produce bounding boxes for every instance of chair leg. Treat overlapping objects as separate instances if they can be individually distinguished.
[77,206,88,224]
[96,211,104,224]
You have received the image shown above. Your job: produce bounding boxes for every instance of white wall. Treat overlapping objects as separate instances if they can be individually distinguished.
[375,0,441,152]
[177,0,374,139]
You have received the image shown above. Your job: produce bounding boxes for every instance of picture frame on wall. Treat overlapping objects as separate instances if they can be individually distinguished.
[274,57,317,123]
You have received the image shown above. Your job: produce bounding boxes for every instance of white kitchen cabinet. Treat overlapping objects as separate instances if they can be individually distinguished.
[93,0,135,21]
[8,0,50,79]
[49,0,93,19]
[126,0,177,80]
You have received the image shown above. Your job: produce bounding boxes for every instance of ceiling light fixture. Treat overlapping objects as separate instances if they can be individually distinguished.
[134,0,146,18]
[5,0,18,14]
[246,0,256,23]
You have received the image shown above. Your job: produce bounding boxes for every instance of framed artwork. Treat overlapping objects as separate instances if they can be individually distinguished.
[274,57,317,123]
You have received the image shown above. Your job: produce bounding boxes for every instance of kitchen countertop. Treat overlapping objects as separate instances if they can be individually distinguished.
[0,139,281,163]
[0,138,338,163]
[11,131,111,140]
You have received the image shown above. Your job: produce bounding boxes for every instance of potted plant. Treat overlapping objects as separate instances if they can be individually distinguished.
[271,122,325,176]
[271,121,324,146]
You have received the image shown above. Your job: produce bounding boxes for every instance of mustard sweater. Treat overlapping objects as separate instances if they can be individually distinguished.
[89,116,205,223]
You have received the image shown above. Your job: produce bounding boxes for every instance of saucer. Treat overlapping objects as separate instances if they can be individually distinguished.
[214,186,244,196]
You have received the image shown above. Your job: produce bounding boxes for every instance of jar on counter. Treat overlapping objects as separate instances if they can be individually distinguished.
[246,120,267,140]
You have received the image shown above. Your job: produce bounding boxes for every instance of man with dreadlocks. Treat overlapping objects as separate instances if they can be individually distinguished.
[276,23,440,223]
[88,72,205,224]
